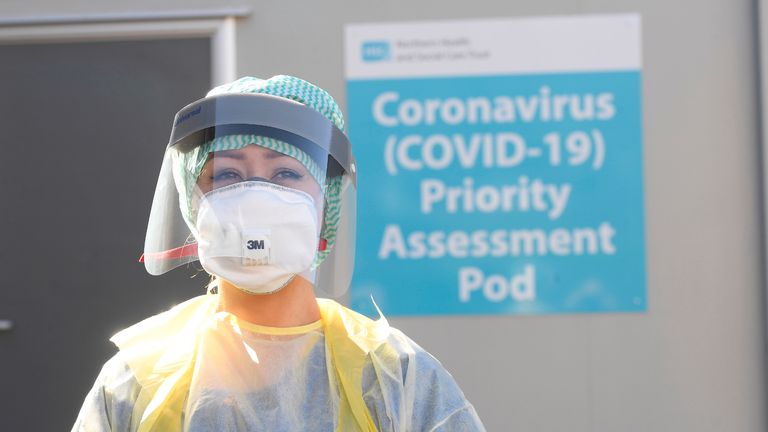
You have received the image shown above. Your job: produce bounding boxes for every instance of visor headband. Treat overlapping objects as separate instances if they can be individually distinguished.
[169,93,355,183]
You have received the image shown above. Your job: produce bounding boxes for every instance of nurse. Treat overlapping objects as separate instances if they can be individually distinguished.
[72,75,486,432]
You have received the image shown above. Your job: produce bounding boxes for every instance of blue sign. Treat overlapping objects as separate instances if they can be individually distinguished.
[346,16,645,316]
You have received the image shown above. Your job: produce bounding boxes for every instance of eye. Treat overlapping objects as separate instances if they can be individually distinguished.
[272,168,304,182]
[212,169,244,187]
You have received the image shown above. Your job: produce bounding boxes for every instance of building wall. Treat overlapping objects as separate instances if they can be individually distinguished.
[1,0,764,430]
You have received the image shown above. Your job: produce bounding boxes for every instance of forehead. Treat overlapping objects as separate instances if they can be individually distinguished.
[211,144,292,161]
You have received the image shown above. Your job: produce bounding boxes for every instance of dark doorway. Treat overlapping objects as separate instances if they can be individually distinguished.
[0,37,211,430]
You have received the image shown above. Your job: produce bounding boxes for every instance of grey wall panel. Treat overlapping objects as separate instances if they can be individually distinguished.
[0,0,764,430]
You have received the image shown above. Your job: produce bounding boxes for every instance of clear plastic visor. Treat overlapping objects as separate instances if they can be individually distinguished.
[143,94,357,297]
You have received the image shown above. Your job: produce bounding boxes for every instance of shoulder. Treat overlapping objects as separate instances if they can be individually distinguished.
[72,353,140,432]
[98,352,140,397]
[376,327,462,394]
[364,327,486,431]
[321,300,453,382]
[320,301,486,430]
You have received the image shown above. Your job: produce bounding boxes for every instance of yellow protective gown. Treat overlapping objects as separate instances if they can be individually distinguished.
[72,294,485,431]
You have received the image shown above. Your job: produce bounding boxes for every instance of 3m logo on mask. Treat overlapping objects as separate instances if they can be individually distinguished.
[247,240,265,250]
[242,232,271,266]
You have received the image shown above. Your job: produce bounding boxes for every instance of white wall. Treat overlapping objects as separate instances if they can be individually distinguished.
[2,0,764,430]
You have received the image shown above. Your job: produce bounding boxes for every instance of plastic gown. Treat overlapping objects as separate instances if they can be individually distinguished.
[72,295,485,431]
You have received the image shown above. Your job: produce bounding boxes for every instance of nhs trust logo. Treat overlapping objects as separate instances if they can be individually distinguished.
[361,41,391,62]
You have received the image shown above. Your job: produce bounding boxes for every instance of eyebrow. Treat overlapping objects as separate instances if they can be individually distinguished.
[265,151,290,159]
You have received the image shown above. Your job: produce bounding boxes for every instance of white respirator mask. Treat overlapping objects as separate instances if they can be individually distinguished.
[194,181,320,294]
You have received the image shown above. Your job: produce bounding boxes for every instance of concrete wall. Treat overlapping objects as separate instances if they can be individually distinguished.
[1,0,764,430]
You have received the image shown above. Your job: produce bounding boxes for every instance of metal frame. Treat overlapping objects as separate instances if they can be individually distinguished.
[757,0,768,426]
[0,8,250,86]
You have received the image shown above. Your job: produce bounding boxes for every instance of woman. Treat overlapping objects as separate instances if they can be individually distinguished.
[73,75,485,431]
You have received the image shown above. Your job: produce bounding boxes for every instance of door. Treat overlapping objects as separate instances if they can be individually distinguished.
[0,38,211,430]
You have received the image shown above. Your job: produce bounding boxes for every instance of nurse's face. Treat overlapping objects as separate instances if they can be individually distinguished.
[197,144,322,202]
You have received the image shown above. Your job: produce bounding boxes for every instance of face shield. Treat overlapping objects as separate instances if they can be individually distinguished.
[143,93,356,297]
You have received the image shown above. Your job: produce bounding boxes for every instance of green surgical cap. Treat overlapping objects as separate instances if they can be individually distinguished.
[172,75,347,268]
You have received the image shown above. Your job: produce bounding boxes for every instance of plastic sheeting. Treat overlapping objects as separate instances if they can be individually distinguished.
[72,295,485,432]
